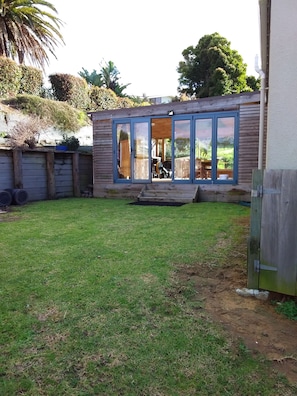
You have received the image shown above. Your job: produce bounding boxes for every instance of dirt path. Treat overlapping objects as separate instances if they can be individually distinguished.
[178,217,297,385]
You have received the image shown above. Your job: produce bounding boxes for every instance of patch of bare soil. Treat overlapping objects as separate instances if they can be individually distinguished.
[178,217,297,385]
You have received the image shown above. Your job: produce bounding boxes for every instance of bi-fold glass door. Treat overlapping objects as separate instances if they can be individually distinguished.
[172,112,237,183]
[114,118,151,183]
[172,118,191,181]
[115,112,237,183]
[132,120,151,183]
[172,115,214,182]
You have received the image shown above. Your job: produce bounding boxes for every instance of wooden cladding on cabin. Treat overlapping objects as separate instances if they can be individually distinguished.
[93,119,113,184]
[238,104,262,184]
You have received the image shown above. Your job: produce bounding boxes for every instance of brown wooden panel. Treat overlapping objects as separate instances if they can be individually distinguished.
[151,118,171,139]
[72,152,80,197]
[13,150,23,188]
[46,151,55,199]
[238,104,261,184]
[93,119,113,184]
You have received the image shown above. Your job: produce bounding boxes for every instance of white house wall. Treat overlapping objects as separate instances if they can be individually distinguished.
[266,0,297,169]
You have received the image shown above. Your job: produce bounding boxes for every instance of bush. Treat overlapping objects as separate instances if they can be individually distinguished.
[19,65,43,96]
[0,57,21,98]
[8,116,47,149]
[49,73,90,110]
[3,94,89,132]
[60,134,80,151]
[117,97,135,108]
[0,58,43,98]
[88,86,118,111]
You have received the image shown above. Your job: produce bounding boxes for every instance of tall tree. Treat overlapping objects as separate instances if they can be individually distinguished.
[78,60,130,97]
[177,32,254,98]
[0,0,64,69]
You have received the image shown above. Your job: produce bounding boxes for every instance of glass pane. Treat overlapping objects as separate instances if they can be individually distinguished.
[117,123,131,179]
[133,122,150,180]
[195,118,212,179]
[152,138,172,179]
[173,120,190,180]
[216,117,235,180]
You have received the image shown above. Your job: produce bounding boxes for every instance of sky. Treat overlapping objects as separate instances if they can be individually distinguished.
[44,0,261,98]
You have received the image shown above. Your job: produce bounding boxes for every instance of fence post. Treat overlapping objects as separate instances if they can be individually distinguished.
[72,152,80,197]
[46,151,56,199]
[12,150,23,188]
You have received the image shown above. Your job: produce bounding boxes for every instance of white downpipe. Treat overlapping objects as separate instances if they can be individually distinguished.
[255,55,266,170]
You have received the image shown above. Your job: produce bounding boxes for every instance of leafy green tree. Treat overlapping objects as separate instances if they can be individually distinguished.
[0,0,64,69]
[177,32,254,98]
[78,60,130,97]
[246,75,260,91]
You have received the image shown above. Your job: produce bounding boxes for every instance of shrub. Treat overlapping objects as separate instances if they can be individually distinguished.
[8,116,47,149]
[0,57,21,98]
[49,73,90,110]
[2,95,89,132]
[19,65,43,96]
[117,97,135,108]
[60,134,80,151]
[88,86,118,111]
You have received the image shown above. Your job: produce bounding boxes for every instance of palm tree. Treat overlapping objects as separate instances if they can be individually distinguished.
[0,0,64,69]
[99,60,130,97]
[78,60,131,97]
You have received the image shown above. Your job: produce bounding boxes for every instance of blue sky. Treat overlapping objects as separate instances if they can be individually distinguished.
[45,0,261,97]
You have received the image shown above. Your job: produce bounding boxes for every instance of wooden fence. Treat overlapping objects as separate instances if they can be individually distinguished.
[248,169,297,296]
[0,148,93,202]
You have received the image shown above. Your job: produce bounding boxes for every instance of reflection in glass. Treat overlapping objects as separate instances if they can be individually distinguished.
[173,120,190,180]
[133,122,150,180]
[216,117,234,180]
[195,119,212,179]
[117,123,131,179]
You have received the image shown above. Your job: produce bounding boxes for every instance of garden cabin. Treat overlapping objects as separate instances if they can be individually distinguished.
[90,91,261,203]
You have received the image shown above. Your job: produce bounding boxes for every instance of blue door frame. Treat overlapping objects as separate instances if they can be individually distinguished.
[113,111,239,184]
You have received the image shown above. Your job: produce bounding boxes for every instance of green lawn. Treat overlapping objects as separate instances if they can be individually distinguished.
[0,198,295,395]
